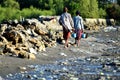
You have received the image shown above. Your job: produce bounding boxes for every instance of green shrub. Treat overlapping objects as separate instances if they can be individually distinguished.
[0,6,55,23]
[20,6,55,18]
[0,6,5,22]
[99,8,107,18]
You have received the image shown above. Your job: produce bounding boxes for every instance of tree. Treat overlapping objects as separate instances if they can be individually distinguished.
[61,0,99,18]
[17,0,40,10]
[53,0,64,15]
[89,0,99,18]
[76,0,99,18]
[67,0,79,16]
[48,0,54,10]
[78,0,90,18]
[99,8,107,18]
[2,0,19,9]
[106,4,120,19]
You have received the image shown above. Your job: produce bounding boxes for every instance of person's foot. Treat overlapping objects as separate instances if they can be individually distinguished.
[64,44,69,48]
[73,44,77,47]
[64,46,67,48]
[64,45,68,48]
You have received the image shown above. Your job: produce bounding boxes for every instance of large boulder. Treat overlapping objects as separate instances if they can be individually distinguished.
[2,30,25,45]
[0,17,64,59]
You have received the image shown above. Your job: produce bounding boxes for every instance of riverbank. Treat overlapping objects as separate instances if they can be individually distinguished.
[0,28,120,79]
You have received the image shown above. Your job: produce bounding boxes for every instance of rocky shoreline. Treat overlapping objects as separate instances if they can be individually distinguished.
[0,26,119,79]
[0,17,119,79]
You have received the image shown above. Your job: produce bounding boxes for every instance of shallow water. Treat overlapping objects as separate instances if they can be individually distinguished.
[5,57,120,80]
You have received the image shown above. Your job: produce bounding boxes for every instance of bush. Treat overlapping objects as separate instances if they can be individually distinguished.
[99,8,107,18]
[21,6,55,18]
[0,6,55,23]
[0,6,5,22]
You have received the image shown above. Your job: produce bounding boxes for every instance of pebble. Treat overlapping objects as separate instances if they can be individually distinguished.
[70,77,79,80]
[5,57,120,80]
[19,66,27,70]
[59,53,67,56]
[0,76,3,80]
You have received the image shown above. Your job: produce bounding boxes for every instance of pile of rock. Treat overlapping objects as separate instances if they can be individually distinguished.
[84,18,115,31]
[0,18,63,59]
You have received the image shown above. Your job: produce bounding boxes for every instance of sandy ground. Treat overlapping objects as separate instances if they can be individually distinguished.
[0,30,120,78]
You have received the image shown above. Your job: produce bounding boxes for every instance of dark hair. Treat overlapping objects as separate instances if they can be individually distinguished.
[76,10,80,15]
[63,7,68,12]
